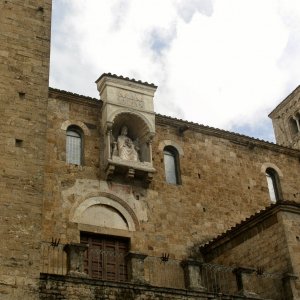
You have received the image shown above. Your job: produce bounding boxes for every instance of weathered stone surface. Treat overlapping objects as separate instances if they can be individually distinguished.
[40,273,261,299]
[0,0,51,298]
[200,203,300,299]
[2,0,300,299]
[269,85,300,149]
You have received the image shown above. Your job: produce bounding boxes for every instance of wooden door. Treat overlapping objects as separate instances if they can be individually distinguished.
[81,233,129,281]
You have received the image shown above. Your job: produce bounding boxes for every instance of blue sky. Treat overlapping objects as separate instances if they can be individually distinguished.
[50,0,300,142]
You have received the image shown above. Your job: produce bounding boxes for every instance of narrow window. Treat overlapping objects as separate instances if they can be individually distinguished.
[265,168,281,203]
[289,117,298,136]
[66,127,82,165]
[164,146,180,184]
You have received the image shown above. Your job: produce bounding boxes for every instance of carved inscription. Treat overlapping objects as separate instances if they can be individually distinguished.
[118,90,144,109]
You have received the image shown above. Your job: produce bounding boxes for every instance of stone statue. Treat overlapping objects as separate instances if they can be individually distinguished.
[117,126,139,162]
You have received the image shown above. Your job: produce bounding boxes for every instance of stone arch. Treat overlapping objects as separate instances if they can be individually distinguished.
[70,193,140,231]
[261,163,283,177]
[110,111,154,163]
[158,140,184,156]
[289,114,300,136]
[109,109,154,136]
[61,120,91,136]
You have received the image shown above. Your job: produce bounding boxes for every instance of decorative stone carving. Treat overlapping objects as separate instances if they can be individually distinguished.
[117,126,139,162]
[96,74,157,185]
[118,90,144,109]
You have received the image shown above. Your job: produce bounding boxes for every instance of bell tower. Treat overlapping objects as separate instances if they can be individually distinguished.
[269,86,300,150]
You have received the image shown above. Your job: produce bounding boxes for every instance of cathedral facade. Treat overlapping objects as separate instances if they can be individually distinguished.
[1,1,300,299]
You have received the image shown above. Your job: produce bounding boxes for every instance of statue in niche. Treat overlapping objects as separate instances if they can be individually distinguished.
[117,126,140,162]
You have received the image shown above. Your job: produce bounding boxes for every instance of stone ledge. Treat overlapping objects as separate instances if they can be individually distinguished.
[39,273,262,299]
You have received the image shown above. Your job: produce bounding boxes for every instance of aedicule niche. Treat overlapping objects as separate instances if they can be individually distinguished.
[96,73,157,185]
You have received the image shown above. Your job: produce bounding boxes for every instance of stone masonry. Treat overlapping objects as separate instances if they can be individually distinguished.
[0,1,51,299]
[1,1,300,299]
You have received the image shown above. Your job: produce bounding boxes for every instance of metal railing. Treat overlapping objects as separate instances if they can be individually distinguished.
[144,256,185,289]
[40,242,284,298]
[41,242,67,275]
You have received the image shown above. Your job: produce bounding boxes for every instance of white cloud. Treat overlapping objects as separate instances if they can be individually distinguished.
[50,0,300,139]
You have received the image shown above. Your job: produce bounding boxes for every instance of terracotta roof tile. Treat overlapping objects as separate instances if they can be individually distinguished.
[95,73,157,88]
[199,200,300,250]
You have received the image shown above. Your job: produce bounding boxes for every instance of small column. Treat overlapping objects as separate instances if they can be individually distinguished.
[126,252,148,284]
[63,243,88,277]
[146,133,155,164]
[293,115,300,132]
[282,273,298,300]
[233,267,260,298]
[181,259,205,291]
[106,122,113,159]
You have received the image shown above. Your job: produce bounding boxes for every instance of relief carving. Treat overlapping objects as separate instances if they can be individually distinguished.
[118,91,144,109]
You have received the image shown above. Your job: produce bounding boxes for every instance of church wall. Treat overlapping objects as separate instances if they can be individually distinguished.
[2,0,300,298]
[0,1,51,299]
[42,93,300,269]
[200,209,300,299]
[280,211,300,299]
[201,212,288,299]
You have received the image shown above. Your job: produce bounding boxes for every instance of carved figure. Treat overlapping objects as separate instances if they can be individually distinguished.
[117,126,139,162]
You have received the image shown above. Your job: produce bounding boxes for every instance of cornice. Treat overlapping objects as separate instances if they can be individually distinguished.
[49,87,102,108]
[199,200,300,259]
[269,85,300,118]
[155,114,300,158]
[95,72,157,88]
[48,88,300,158]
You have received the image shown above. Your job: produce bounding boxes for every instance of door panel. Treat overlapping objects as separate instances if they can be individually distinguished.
[80,233,129,281]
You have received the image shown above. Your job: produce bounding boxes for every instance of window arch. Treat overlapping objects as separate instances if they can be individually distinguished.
[289,117,299,136]
[66,126,83,165]
[289,113,300,137]
[265,168,282,203]
[163,146,181,185]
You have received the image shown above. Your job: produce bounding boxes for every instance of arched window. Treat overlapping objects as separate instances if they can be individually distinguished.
[289,117,299,136]
[66,126,83,165]
[163,146,181,185]
[265,168,281,203]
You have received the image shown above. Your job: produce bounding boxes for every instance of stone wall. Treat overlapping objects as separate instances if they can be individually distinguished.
[200,205,300,299]
[269,86,300,149]
[42,91,300,269]
[0,1,51,299]
[39,273,264,300]
[207,218,285,299]
[2,0,300,298]
[280,210,300,298]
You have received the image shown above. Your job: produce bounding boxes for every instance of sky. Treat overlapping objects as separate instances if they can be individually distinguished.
[49,0,300,142]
